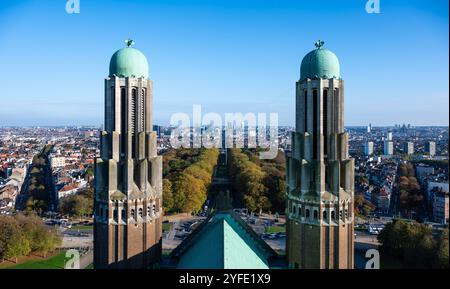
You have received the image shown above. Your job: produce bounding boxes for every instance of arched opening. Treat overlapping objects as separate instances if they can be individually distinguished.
[131,209,136,220]
[138,207,143,218]
[323,210,327,220]
[306,209,310,218]
[313,210,318,219]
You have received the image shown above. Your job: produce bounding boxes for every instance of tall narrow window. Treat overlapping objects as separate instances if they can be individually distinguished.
[304,90,308,132]
[131,88,137,135]
[140,89,146,132]
[323,89,328,156]
[334,88,340,131]
[134,163,140,187]
[313,89,318,159]
[110,86,116,131]
[131,88,137,158]
[113,207,118,222]
[120,87,126,155]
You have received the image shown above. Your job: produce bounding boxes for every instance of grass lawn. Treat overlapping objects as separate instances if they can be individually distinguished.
[265,226,286,234]
[162,222,172,233]
[86,263,94,269]
[355,226,368,232]
[2,251,67,269]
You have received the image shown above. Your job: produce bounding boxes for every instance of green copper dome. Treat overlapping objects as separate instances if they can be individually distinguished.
[300,40,340,80]
[109,41,149,78]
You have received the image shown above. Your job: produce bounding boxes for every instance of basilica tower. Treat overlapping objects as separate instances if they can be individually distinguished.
[94,40,163,269]
[286,41,354,269]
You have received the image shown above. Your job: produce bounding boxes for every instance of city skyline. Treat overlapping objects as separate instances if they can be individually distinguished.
[0,0,449,127]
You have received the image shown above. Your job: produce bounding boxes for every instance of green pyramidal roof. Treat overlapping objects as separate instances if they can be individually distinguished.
[174,212,276,269]
[109,44,149,79]
[300,40,340,80]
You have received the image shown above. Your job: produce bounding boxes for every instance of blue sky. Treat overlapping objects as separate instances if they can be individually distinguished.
[0,0,448,126]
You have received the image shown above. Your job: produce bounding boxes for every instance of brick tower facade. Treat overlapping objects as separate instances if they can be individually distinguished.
[94,41,162,269]
[286,41,354,269]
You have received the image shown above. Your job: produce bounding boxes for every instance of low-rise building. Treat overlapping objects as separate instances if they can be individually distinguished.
[51,156,66,168]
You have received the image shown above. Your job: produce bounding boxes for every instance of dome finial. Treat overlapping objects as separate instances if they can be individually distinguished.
[125,38,135,48]
[315,40,324,49]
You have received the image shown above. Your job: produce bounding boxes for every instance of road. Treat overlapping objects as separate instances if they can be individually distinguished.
[15,145,57,212]
[80,250,93,269]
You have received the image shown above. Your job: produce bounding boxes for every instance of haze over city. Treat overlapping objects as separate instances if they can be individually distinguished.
[0,0,448,127]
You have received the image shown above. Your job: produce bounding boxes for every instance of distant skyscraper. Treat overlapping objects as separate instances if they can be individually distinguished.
[367,123,371,133]
[153,125,161,137]
[384,141,394,155]
[364,141,374,156]
[425,141,436,156]
[403,142,414,155]
[387,132,393,141]
[286,41,354,269]
[94,40,163,269]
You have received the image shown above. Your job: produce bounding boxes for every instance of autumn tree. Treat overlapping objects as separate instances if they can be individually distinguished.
[162,179,174,212]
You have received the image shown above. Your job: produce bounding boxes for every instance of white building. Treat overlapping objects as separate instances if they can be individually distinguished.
[403,142,414,155]
[383,141,393,155]
[425,141,436,156]
[51,156,66,168]
[387,132,393,141]
[364,141,374,156]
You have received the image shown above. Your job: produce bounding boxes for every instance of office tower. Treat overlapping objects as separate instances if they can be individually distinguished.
[364,141,374,156]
